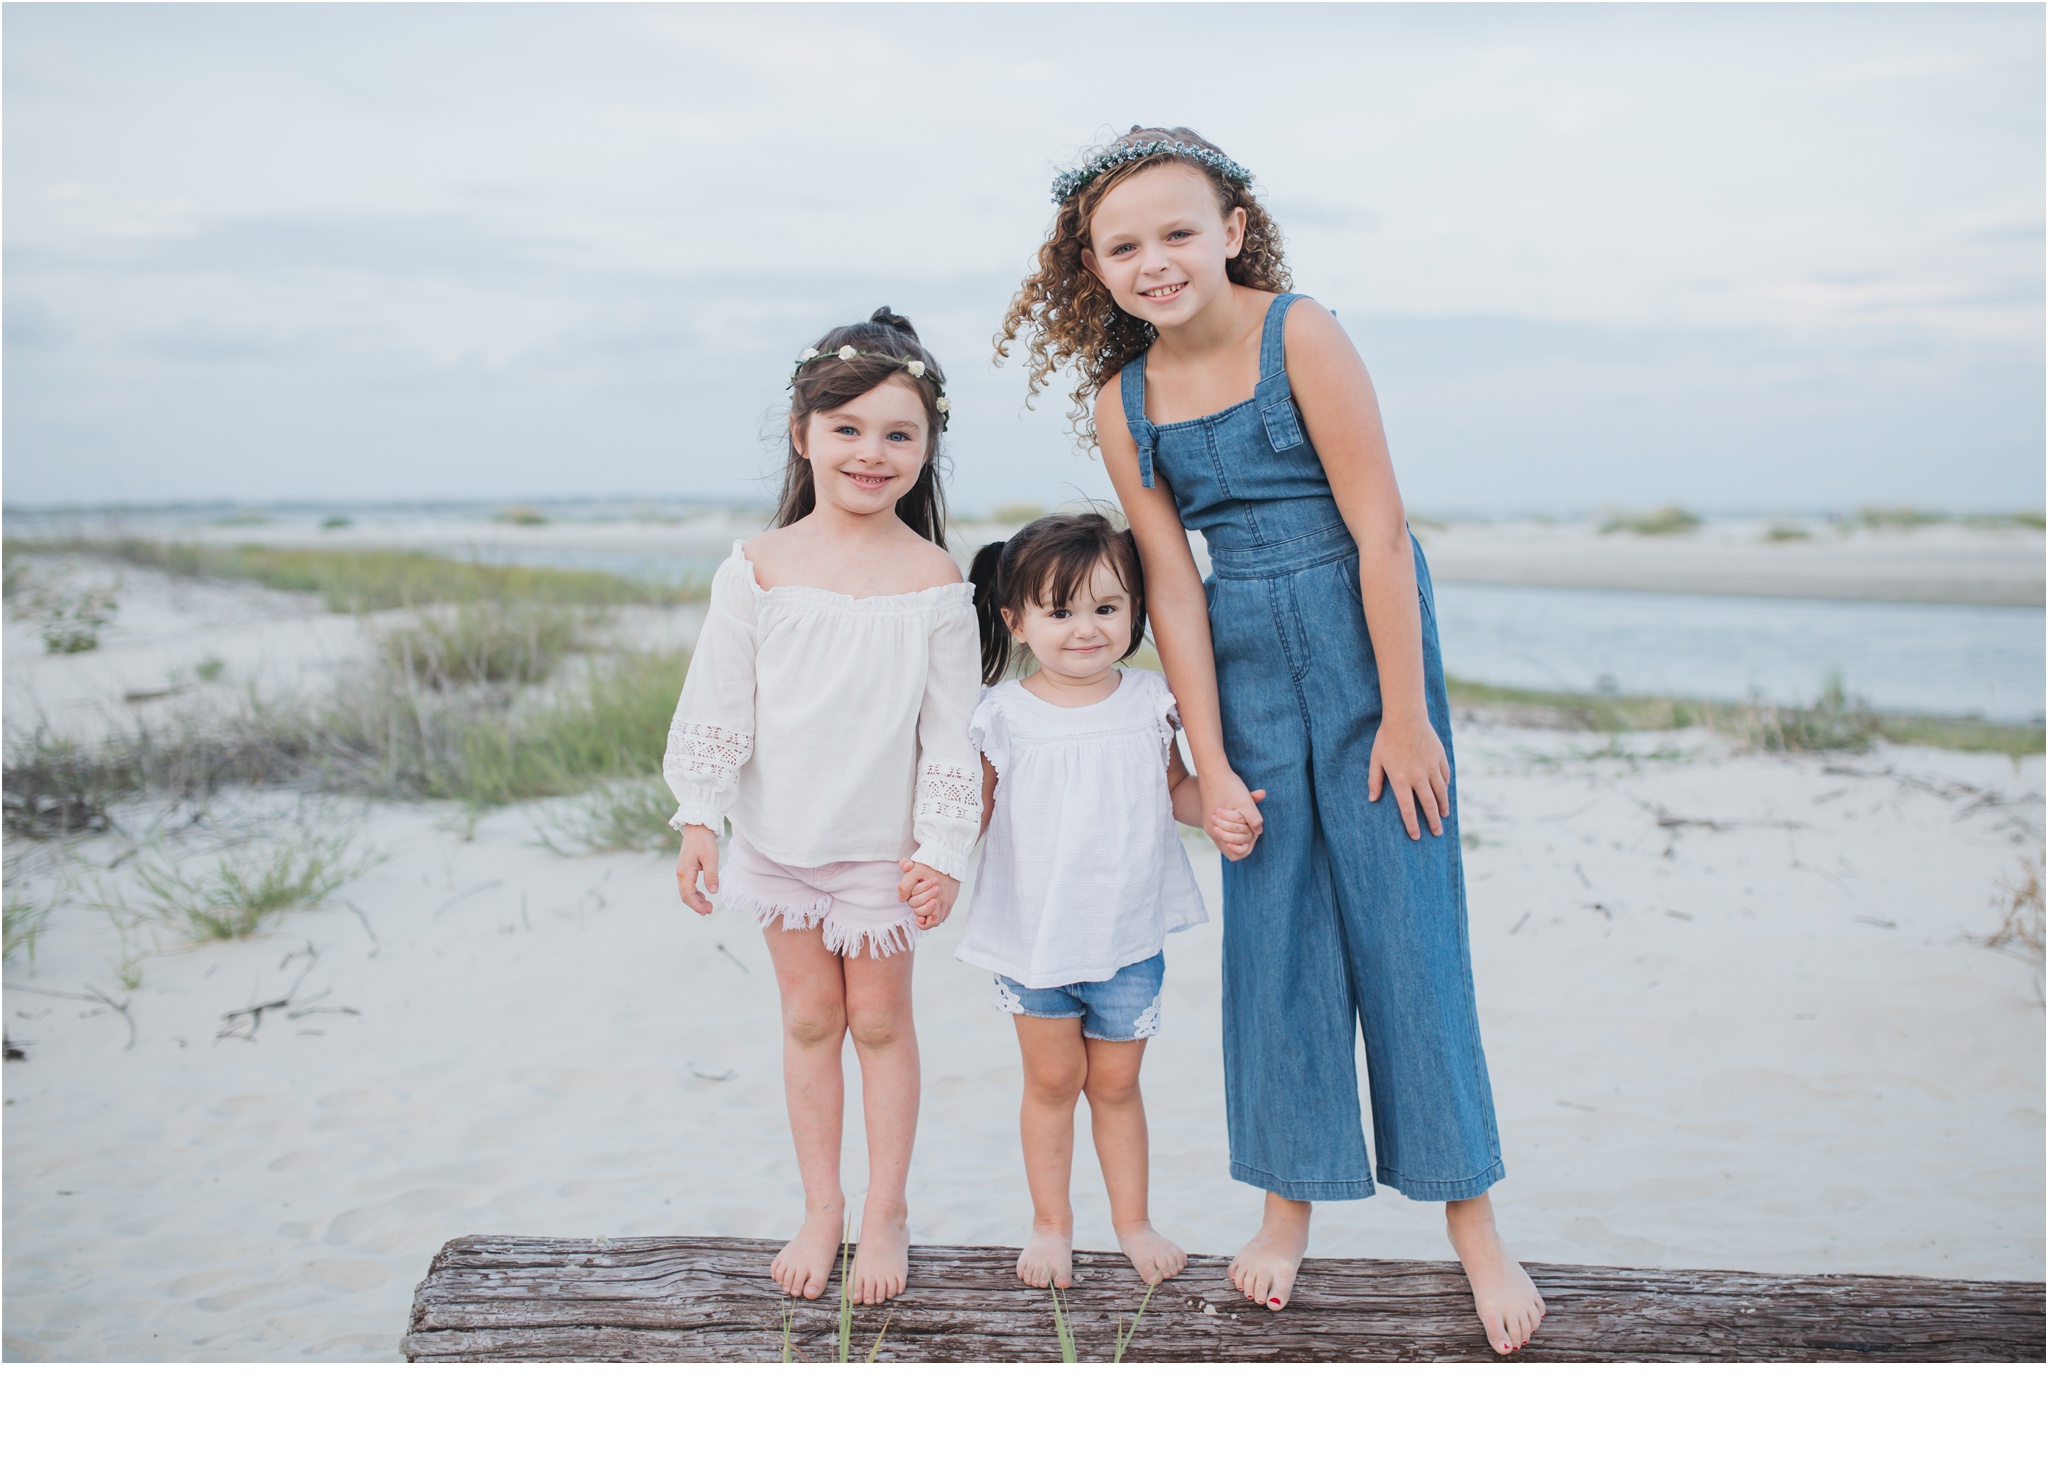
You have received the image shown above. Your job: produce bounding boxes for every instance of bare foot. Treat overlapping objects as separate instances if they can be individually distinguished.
[1016,1223,1074,1289]
[1230,1193,1311,1311]
[1114,1222,1186,1286]
[1446,1194,1546,1355]
[771,1201,845,1301]
[852,1211,910,1305]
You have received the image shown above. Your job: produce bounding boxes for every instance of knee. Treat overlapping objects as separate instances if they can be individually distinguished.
[1083,1066,1141,1108]
[846,1006,911,1051]
[1023,1057,1086,1107]
[784,1005,846,1048]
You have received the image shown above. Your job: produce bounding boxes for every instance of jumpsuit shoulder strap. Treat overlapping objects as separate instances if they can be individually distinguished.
[1258,292,1304,380]
[1117,353,1160,489]
[1254,293,1308,455]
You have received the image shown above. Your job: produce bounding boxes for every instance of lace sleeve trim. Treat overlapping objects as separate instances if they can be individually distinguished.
[915,760,980,827]
[665,721,753,782]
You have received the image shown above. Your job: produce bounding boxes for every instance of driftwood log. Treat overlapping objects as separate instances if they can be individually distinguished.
[401,1235,2044,1362]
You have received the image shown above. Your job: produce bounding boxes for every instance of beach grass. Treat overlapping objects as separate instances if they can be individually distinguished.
[539,778,679,855]
[1047,1282,1080,1362]
[1600,505,1701,536]
[1445,677,2044,758]
[129,825,375,942]
[3,890,51,966]
[377,600,599,688]
[10,536,689,609]
[2,643,690,832]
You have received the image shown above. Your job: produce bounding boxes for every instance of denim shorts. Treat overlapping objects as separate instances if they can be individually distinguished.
[992,952,1164,1042]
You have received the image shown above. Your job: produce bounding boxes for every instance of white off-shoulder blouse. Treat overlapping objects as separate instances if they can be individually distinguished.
[662,542,982,880]
[955,669,1207,987]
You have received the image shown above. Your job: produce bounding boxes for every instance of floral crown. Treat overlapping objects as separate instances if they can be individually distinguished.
[1050,137,1254,204]
[789,344,950,424]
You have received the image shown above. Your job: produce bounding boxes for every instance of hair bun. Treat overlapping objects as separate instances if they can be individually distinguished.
[869,306,919,340]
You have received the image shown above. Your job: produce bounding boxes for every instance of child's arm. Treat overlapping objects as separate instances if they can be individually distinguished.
[1283,301,1449,843]
[899,601,981,929]
[908,748,999,929]
[1099,381,1265,860]
[1169,741,1260,860]
[666,555,759,914]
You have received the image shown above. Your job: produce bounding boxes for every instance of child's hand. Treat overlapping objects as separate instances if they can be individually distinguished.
[1209,800,1262,861]
[897,860,960,929]
[675,823,721,915]
[1204,779,1266,862]
[1367,711,1450,840]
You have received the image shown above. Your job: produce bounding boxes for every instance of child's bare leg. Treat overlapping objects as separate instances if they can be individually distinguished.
[763,922,849,1300]
[1231,1193,1311,1310]
[1012,1015,1086,1287]
[1446,1192,1545,1354]
[1081,1037,1185,1285]
[842,943,919,1304]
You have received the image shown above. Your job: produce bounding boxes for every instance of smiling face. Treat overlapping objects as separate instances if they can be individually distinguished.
[1004,556,1136,688]
[1081,162,1246,329]
[792,376,932,521]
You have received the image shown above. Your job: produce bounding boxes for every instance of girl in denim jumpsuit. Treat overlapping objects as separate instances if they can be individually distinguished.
[997,128,1546,1355]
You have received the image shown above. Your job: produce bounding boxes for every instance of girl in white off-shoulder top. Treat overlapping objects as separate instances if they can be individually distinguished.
[664,309,980,1309]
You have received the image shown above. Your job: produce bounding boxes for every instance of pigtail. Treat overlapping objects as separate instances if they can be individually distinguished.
[969,539,1012,686]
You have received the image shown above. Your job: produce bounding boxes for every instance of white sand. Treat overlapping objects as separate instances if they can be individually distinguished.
[3,562,2041,1362]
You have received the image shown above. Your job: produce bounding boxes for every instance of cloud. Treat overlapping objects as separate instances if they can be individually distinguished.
[2,2,2040,511]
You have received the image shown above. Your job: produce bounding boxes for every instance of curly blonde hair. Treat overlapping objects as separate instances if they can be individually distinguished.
[994,126,1291,447]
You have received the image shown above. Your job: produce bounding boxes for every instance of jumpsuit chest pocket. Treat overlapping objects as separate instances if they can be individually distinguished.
[1255,374,1304,453]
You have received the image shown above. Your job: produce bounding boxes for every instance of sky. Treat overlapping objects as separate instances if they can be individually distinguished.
[3,1,2042,516]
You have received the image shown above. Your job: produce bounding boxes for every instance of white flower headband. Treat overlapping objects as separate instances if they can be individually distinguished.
[1051,138,1254,204]
[788,344,950,425]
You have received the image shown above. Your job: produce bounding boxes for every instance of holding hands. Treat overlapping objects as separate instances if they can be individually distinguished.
[898,861,961,930]
[1201,769,1266,863]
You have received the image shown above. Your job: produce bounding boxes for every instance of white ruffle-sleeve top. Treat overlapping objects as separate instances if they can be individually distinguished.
[661,542,982,880]
[955,668,1207,987]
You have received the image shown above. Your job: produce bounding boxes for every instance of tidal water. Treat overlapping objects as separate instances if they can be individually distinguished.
[1430,582,2045,723]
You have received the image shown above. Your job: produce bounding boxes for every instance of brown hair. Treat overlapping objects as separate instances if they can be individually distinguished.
[776,306,950,546]
[993,126,1291,448]
[967,512,1147,686]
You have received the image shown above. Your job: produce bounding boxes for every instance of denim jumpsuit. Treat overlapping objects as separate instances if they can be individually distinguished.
[1121,293,1504,1203]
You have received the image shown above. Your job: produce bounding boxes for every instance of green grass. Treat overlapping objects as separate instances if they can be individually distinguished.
[540,778,679,855]
[11,537,689,610]
[2,643,691,836]
[3,891,51,966]
[377,600,597,689]
[1844,506,2046,532]
[1600,505,1701,536]
[129,826,374,942]
[1048,1283,1080,1362]
[1112,1278,1161,1363]
[1445,676,2045,758]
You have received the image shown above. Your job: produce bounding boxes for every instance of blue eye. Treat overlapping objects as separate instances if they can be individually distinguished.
[888,430,911,442]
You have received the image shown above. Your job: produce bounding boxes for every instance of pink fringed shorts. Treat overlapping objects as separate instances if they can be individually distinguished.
[719,834,920,959]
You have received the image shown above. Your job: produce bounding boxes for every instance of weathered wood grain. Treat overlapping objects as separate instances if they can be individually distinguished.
[400,1235,2045,1363]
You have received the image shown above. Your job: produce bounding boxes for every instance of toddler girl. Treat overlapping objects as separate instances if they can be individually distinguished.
[953,512,1254,1289]
[665,308,981,1305]
[997,129,1546,1353]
